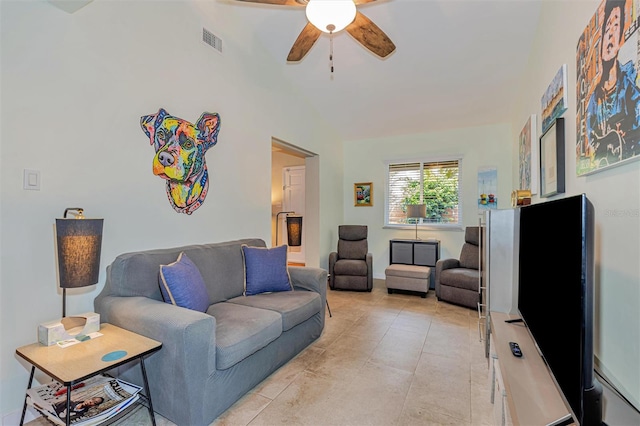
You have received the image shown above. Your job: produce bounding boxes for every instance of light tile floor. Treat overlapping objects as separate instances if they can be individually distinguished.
[210,279,495,426]
[29,279,495,426]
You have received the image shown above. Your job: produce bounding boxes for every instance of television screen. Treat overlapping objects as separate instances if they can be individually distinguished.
[518,194,597,424]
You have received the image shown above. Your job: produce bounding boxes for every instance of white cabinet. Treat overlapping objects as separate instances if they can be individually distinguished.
[484,208,520,314]
[482,209,520,359]
[489,312,573,425]
[490,334,513,426]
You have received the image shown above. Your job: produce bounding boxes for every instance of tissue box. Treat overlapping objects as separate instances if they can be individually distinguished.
[38,312,100,346]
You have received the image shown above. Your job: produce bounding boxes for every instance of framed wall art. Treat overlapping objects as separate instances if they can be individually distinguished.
[540,118,565,198]
[354,182,372,206]
[519,114,538,194]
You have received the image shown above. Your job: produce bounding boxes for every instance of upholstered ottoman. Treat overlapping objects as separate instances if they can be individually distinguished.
[385,264,431,298]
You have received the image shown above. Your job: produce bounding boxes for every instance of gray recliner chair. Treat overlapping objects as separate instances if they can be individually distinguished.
[435,226,482,309]
[329,225,373,292]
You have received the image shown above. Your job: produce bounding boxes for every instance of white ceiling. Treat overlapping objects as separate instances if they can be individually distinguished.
[225,0,542,141]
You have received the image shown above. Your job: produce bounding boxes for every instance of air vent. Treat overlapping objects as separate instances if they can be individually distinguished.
[203,28,222,54]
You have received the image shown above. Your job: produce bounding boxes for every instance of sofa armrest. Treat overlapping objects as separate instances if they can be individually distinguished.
[95,295,217,377]
[289,266,326,293]
[435,258,461,298]
[437,258,461,271]
[328,252,338,289]
[288,266,328,322]
[366,253,373,291]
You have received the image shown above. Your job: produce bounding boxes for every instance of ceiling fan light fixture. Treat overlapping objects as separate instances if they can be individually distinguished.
[306,0,356,33]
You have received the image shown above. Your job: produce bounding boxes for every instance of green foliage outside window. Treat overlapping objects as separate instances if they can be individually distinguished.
[400,169,459,223]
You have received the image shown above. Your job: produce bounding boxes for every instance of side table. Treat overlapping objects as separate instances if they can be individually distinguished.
[16,323,162,426]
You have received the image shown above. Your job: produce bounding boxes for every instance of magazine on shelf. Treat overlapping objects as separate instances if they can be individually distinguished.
[27,395,140,426]
[26,375,142,425]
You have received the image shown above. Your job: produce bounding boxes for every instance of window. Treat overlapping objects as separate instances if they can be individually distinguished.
[385,158,461,227]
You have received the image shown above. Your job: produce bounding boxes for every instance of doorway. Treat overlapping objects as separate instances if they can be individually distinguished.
[271,138,319,267]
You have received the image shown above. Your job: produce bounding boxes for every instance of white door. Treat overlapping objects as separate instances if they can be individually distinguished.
[282,166,305,264]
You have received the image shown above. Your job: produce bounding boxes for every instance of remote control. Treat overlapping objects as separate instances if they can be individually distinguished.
[509,341,523,357]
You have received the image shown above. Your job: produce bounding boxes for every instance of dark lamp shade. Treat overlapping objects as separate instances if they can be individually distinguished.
[56,218,103,289]
[286,215,303,247]
[406,204,427,219]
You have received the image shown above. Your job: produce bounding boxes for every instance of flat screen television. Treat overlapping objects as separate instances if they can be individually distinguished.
[518,194,602,426]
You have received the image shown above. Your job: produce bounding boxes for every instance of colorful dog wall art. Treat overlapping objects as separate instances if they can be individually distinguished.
[140,108,221,215]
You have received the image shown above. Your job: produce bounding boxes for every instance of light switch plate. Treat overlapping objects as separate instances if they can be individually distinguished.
[23,169,40,190]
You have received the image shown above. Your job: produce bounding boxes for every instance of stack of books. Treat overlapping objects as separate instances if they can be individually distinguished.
[26,375,142,425]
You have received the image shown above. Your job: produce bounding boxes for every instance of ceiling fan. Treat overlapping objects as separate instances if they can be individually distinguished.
[234,0,395,62]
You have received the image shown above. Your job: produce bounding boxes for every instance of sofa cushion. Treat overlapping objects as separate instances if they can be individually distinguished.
[385,264,431,279]
[207,302,282,370]
[439,268,480,292]
[227,291,321,331]
[159,252,209,312]
[241,245,293,296]
[333,259,367,276]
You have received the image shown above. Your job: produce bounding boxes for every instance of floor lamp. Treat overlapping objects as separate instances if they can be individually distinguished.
[406,204,426,240]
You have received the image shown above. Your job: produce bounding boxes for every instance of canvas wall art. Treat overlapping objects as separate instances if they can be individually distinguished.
[140,108,221,215]
[540,118,566,198]
[541,64,568,134]
[576,0,640,175]
[477,167,497,211]
[519,115,538,194]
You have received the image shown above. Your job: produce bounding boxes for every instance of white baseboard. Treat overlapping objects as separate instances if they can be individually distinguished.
[595,356,640,411]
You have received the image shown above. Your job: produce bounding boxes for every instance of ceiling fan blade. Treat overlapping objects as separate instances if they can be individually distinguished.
[346,11,396,58]
[234,0,303,6]
[287,22,322,62]
[354,0,379,4]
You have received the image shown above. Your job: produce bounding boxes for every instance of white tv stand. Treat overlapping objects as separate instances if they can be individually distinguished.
[490,311,574,425]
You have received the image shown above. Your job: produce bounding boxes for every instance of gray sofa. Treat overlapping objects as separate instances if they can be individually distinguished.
[94,238,327,426]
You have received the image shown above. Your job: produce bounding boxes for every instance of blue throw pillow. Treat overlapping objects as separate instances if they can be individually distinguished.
[159,252,210,312]
[242,244,293,296]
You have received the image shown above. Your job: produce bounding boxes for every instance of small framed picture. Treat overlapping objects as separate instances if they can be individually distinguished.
[539,118,565,198]
[354,182,373,206]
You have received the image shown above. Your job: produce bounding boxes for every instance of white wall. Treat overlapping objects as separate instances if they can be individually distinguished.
[0,0,344,418]
[343,123,513,279]
[511,0,639,410]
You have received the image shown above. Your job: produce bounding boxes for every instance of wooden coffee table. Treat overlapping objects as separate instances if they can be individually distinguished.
[16,323,162,426]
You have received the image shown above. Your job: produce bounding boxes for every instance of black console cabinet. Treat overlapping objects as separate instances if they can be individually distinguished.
[389,239,440,288]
